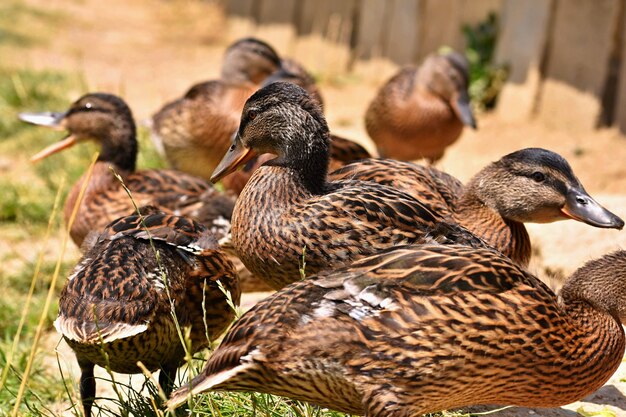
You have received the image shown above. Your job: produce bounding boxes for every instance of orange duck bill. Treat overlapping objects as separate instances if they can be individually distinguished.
[210,133,257,183]
[18,111,76,162]
[561,187,624,229]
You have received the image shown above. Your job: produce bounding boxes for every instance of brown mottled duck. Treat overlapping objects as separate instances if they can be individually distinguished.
[210,82,470,289]
[168,244,626,417]
[19,93,236,248]
[150,37,323,181]
[365,50,476,162]
[330,153,624,266]
[222,133,371,195]
[56,208,240,417]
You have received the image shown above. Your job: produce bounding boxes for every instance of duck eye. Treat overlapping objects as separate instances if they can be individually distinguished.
[531,172,545,182]
[248,110,257,121]
[84,102,93,109]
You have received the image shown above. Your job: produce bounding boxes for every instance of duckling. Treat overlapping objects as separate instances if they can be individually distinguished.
[365,50,476,162]
[210,82,470,289]
[19,93,236,248]
[168,244,626,417]
[150,37,323,181]
[330,151,624,266]
[56,208,240,417]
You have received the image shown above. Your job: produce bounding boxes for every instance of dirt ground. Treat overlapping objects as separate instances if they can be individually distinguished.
[10,0,626,415]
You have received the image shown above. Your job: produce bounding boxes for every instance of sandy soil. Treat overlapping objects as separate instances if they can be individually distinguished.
[8,0,626,415]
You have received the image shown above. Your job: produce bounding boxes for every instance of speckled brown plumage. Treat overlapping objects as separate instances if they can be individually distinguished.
[150,37,323,182]
[169,245,626,417]
[20,93,237,247]
[220,134,371,195]
[210,82,479,289]
[365,51,476,162]
[330,151,624,266]
[56,208,240,417]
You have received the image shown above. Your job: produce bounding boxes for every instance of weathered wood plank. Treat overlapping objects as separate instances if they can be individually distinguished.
[254,0,298,53]
[225,0,257,41]
[383,0,421,65]
[538,0,620,131]
[494,0,553,121]
[291,0,357,75]
[612,1,626,132]
[351,0,399,80]
[418,0,501,61]
[419,0,463,60]
[353,0,388,61]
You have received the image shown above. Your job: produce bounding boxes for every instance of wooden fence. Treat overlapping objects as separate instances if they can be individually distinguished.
[222,0,626,133]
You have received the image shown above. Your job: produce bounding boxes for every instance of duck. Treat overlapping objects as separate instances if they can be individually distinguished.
[56,207,240,417]
[365,50,476,162]
[19,92,236,248]
[150,37,323,181]
[330,152,624,266]
[221,133,371,195]
[209,82,471,289]
[168,243,626,417]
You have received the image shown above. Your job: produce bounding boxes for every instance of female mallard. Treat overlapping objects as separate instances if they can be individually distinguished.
[19,92,236,248]
[221,133,371,195]
[210,82,466,289]
[330,152,624,266]
[150,37,323,181]
[168,243,626,417]
[56,208,240,417]
[365,50,476,162]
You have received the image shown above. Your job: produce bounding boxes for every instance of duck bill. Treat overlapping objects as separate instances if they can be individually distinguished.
[452,91,477,129]
[210,134,257,183]
[18,111,66,129]
[561,188,624,230]
[30,135,78,162]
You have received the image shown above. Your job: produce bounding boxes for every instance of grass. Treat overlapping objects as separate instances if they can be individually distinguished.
[0,3,519,417]
[0,64,472,416]
[0,50,359,417]
[0,0,66,48]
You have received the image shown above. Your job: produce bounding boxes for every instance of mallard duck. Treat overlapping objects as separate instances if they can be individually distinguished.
[221,134,371,195]
[210,82,469,289]
[330,152,624,266]
[168,243,626,416]
[19,92,236,248]
[56,207,240,417]
[150,37,322,181]
[365,50,476,162]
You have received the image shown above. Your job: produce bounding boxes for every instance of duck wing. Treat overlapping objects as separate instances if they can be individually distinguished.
[330,159,463,215]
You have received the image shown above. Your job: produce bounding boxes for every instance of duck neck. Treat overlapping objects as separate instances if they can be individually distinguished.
[97,119,137,172]
[456,189,531,266]
[269,131,330,195]
[64,162,129,245]
[555,299,625,396]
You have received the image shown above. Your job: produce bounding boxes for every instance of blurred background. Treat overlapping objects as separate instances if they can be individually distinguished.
[1,0,626,415]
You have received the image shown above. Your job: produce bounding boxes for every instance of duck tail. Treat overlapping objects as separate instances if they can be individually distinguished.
[166,362,254,410]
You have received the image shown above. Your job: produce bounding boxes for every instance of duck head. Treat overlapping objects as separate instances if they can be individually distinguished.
[221,37,282,85]
[561,250,626,320]
[419,51,476,129]
[467,148,624,229]
[20,93,137,171]
[211,82,330,194]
